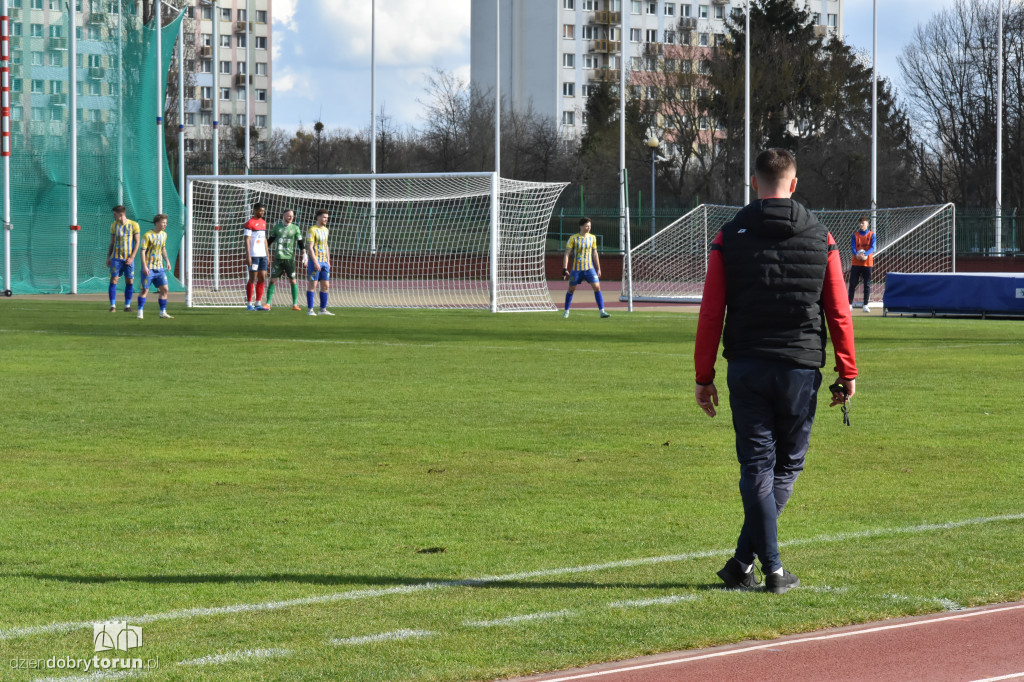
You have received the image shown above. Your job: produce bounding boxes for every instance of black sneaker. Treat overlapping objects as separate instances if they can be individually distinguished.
[765,569,800,594]
[716,557,758,589]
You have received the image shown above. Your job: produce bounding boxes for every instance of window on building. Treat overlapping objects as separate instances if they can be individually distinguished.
[51,107,64,122]
[185,86,196,99]
[563,24,574,38]
[236,61,247,74]
[184,139,195,152]
[255,115,266,128]
[645,29,657,42]
[219,87,230,100]
[48,52,62,66]
[199,60,212,73]
[255,10,267,23]
[631,1,641,13]
[582,0,596,9]
[200,5,211,19]
[681,3,691,17]
[681,60,692,73]
[699,32,709,46]
[236,114,246,127]
[665,3,675,16]
[31,79,44,93]
[698,4,708,18]
[631,56,642,70]
[30,23,43,37]
[811,12,821,24]
[563,0,574,8]
[185,112,195,126]
[630,28,641,41]
[88,25,101,40]
[583,54,598,69]
[237,8,246,21]
[563,82,575,96]
[645,56,656,70]
[255,36,266,49]
[11,22,21,36]
[30,51,43,66]
[646,2,656,14]
[562,111,575,125]
[220,7,231,20]
[665,30,676,44]
[236,33,246,48]
[200,112,211,125]
[221,113,232,126]
[220,61,231,74]
[30,0,42,9]
[714,5,724,19]
[646,85,658,99]
[200,86,212,99]
[581,83,592,97]
[11,106,22,121]
[255,88,267,101]
[88,80,101,95]
[828,13,837,27]
[714,33,725,46]
[201,33,212,47]
[581,25,594,39]
[255,62,267,76]
[220,34,231,48]
[49,80,63,95]
[32,107,45,122]
[562,52,574,67]
[87,54,101,67]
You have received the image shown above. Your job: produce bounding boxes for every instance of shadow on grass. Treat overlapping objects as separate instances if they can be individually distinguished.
[9,572,725,593]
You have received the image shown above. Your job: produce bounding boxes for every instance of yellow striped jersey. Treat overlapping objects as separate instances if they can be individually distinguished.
[307,225,330,262]
[141,230,167,270]
[566,233,597,271]
[110,219,141,260]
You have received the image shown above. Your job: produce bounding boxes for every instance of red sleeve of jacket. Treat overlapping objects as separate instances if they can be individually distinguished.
[694,232,726,385]
[823,233,858,378]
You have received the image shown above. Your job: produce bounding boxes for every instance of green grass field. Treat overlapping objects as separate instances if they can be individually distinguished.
[1,300,1022,681]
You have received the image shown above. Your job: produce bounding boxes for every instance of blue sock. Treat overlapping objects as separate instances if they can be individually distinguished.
[319,291,328,310]
[595,291,605,310]
[108,282,117,307]
[564,292,574,311]
[306,291,315,310]
[137,295,146,311]
[159,298,167,313]
[124,284,133,307]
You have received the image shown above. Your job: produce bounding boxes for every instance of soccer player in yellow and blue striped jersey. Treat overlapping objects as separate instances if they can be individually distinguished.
[562,217,609,318]
[136,214,173,320]
[305,208,334,316]
[106,205,141,312]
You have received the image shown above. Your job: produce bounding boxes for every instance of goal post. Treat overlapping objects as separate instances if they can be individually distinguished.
[623,203,955,304]
[185,173,567,312]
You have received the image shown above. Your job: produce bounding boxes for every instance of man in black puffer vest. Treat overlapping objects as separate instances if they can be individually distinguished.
[694,148,858,594]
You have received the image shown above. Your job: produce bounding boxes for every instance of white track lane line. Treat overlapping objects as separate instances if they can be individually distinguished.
[970,674,1024,682]
[3,512,1022,642]
[533,603,1024,682]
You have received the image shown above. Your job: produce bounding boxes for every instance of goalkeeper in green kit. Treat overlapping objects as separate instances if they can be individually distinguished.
[266,209,305,310]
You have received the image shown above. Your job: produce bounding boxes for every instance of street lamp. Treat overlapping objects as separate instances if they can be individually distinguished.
[647,136,659,240]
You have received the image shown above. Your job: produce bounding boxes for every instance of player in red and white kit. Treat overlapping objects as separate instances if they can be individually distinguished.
[244,203,270,311]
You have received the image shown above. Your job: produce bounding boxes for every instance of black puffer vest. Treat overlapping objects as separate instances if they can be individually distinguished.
[717,199,830,369]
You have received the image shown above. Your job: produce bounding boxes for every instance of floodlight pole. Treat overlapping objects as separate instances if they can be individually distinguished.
[1,0,12,295]
[68,1,78,293]
[117,0,123,205]
[870,0,877,230]
[620,8,631,312]
[244,0,250,177]
[370,0,377,253]
[176,2,184,277]
[744,0,750,204]
[210,0,220,290]
[491,0,500,312]
[155,0,163,214]
[995,0,1003,255]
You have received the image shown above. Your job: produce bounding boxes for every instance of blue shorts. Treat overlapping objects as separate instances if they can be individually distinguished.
[308,261,330,282]
[143,268,168,289]
[110,259,134,280]
[569,268,599,286]
[249,256,268,272]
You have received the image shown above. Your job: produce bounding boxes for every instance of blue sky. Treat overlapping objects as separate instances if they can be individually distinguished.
[270,0,959,134]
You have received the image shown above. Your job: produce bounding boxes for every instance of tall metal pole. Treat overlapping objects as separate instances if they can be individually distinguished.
[620,9,631,311]
[650,147,656,240]
[68,1,78,293]
[995,0,1003,255]
[490,0,500,311]
[870,0,877,227]
[155,1,163,214]
[211,0,220,290]
[744,0,751,204]
[117,0,123,205]
[370,0,377,252]
[176,3,185,282]
[1,0,12,295]
[494,0,500,178]
[244,0,249,175]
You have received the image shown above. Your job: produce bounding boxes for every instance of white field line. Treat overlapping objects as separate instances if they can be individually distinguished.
[465,611,573,628]
[33,672,140,682]
[535,602,1024,682]
[2,512,1022,642]
[330,629,435,646]
[608,595,700,608]
[178,647,293,666]
[883,593,964,611]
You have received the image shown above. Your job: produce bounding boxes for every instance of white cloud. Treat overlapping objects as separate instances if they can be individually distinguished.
[273,0,299,32]
[275,73,296,93]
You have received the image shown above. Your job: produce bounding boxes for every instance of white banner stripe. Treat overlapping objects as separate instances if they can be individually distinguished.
[2,512,1022,642]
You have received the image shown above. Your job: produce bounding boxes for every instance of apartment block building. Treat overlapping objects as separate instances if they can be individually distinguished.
[471,0,842,137]
[180,0,272,155]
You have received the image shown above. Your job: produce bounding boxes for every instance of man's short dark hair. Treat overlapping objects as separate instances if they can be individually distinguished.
[859,216,870,224]
[153,214,168,224]
[112,205,126,213]
[253,203,265,212]
[754,148,797,182]
[315,208,329,218]
[578,217,591,227]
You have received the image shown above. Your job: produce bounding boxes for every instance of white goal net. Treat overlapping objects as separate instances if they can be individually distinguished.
[623,203,955,303]
[185,173,567,312]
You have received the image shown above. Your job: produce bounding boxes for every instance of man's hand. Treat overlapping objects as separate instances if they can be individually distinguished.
[596,267,602,278]
[695,383,719,418]
[562,268,569,281]
[829,378,856,407]
[142,266,149,278]
[106,257,111,267]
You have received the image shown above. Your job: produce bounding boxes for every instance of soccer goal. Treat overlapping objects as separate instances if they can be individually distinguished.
[185,173,567,312]
[622,203,956,304]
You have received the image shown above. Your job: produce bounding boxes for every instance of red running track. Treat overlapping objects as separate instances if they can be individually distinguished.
[510,601,1024,682]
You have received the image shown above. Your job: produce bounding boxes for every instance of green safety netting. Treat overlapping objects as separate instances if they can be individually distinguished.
[1,6,184,294]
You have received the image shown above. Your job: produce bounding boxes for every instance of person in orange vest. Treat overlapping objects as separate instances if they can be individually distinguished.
[848,217,876,312]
